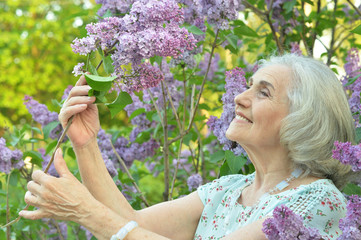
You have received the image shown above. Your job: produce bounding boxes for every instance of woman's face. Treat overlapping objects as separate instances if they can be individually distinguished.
[226,64,291,149]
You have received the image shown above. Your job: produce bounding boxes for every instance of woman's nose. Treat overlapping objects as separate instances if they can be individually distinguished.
[234,90,251,108]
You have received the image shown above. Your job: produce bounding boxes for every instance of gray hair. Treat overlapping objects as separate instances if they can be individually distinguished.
[258,54,356,190]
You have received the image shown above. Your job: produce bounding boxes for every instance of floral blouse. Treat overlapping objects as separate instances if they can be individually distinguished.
[194,173,347,240]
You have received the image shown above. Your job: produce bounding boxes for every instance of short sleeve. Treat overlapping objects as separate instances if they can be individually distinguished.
[287,181,347,239]
[197,174,249,206]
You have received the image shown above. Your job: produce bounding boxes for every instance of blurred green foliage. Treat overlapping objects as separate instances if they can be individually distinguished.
[0,0,98,127]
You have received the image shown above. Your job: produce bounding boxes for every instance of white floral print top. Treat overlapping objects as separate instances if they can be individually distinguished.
[195,173,347,240]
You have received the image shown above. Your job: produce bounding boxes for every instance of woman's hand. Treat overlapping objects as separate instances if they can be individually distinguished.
[59,74,99,148]
[20,148,99,222]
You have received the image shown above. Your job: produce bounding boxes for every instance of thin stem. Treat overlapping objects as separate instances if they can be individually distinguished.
[6,173,11,240]
[161,81,170,201]
[182,67,187,132]
[110,142,149,207]
[347,0,361,16]
[310,0,321,54]
[146,89,164,128]
[162,80,182,130]
[327,0,338,66]
[53,220,65,240]
[169,138,183,200]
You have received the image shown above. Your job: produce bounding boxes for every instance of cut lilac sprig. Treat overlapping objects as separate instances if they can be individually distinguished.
[338,195,361,240]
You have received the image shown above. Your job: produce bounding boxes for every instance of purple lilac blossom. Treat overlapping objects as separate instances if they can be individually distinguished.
[72,62,85,77]
[61,85,73,100]
[265,0,299,34]
[72,0,197,93]
[173,150,193,173]
[262,205,321,240]
[199,0,244,30]
[332,141,361,171]
[339,48,361,127]
[23,95,64,140]
[290,42,302,56]
[207,67,248,156]
[80,226,94,240]
[40,148,58,177]
[95,0,135,17]
[0,137,24,174]
[338,195,361,240]
[187,173,202,191]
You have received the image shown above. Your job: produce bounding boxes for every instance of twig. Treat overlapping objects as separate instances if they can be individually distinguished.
[169,138,183,200]
[110,142,149,207]
[6,173,11,240]
[347,0,361,16]
[160,81,170,201]
[162,80,182,130]
[327,0,338,66]
[146,89,164,128]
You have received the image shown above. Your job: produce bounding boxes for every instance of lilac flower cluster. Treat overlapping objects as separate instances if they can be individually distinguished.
[95,0,135,17]
[24,95,63,140]
[71,0,197,93]
[290,42,302,56]
[199,0,244,30]
[0,137,24,174]
[338,195,361,240]
[341,48,361,126]
[187,173,202,191]
[72,62,85,77]
[97,128,160,177]
[332,141,361,171]
[207,67,248,156]
[262,205,321,239]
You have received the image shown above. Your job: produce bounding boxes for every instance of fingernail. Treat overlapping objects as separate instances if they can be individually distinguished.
[19,211,23,216]
[88,96,94,101]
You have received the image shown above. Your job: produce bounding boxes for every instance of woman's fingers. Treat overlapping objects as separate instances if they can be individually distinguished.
[67,85,92,99]
[19,208,47,220]
[75,74,89,87]
[24,191,39,207]
[64,96,95,108]
[27,181,42,196]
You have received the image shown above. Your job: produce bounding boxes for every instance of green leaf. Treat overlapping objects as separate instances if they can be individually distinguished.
[84,74,116,92]
[88,61,99,76]
[219,161,231,176]
[150,56,163,66]
[346,73,361,86]
[9,170,20,186]
[342,183,361,195]
[225,150,247,174]
[134,131,151,143]
[42,121,60,139]
[356,127,361,143]
[283,0,297,13]
[103,55,114,74]
[105,91,133,118]
[23,150,43,167]
[185,25,205,35]
[351,24,361,35]
[225,34,239,49]
[234,25,259,38]
[129,108,146,120]
[209,150,225,163]
[46,140,58,154]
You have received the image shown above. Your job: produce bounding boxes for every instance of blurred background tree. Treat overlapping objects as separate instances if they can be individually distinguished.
[0,0,97,128]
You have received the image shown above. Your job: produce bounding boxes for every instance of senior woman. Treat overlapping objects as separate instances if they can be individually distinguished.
[20,54,355,240]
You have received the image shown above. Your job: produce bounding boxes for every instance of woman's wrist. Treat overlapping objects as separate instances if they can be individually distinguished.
[72,136,98,152]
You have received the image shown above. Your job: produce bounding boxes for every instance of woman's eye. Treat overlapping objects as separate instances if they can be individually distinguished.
[260,90,269,97]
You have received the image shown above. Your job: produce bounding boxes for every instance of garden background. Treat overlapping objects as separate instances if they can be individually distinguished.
[1,0,361,239]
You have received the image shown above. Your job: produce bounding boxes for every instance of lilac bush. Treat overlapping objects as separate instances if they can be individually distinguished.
[0,137,23,174]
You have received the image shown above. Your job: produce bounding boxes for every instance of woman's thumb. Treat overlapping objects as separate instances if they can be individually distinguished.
[54,148,71,177]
